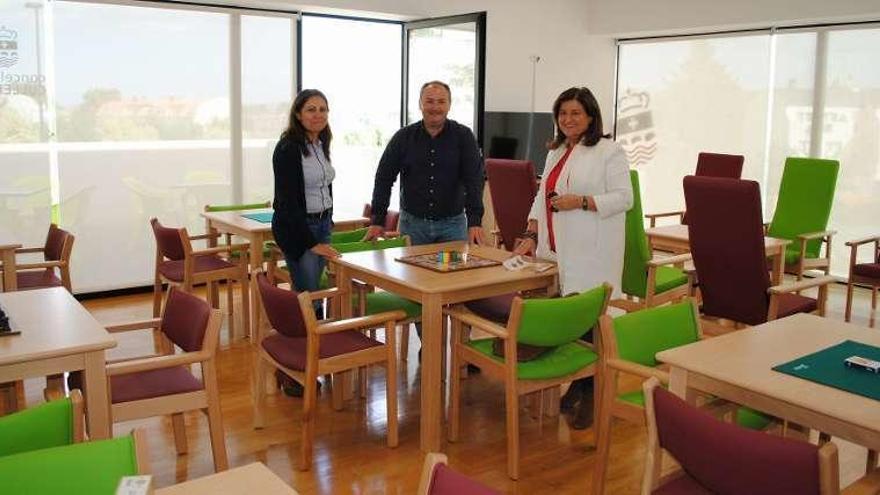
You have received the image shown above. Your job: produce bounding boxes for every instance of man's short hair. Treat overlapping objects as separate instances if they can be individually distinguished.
[419,81,451,100]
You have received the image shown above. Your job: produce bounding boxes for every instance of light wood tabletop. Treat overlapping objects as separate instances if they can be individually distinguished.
[0,242,22,292]
[644,223,791,284]
[658,313,880,451]
[155,462,299,494]
[0,287,116,438]
[331,241,558,452]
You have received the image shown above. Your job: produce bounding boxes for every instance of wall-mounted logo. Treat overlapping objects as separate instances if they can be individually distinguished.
[0,26,19,68]
[617,89,657,168]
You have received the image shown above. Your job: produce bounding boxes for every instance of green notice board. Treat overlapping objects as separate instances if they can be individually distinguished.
[242,212,273,223]
[773,340,880,401]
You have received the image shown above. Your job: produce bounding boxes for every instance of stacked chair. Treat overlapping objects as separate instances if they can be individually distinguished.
[0,391,150,493]
[683,176,835,332]
[645,152,744,227]
[252,272,404,469]
[445,284,610,480]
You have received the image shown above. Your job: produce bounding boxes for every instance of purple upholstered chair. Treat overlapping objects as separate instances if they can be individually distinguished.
[417,453,500,495]
[7,223,75,292]
[641,377,880,495]
[486,159,539,251]
[683,176,833,327]
[252,272,405,470]
[845,234,880,326]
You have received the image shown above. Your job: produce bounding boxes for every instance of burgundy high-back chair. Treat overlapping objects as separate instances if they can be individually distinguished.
[485,159,538,251]
[417,453,500,495]
[362,203,400,232]
[642,377,842,494]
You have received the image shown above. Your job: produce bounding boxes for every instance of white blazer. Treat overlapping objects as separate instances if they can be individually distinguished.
[528,138,633,296]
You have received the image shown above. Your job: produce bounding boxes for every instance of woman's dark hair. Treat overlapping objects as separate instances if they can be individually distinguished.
[548,86,610,150]
[281,89,332,158]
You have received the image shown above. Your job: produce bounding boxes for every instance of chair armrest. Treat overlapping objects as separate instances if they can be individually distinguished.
[14,261,64,270]
[381,231,401,239]
[846,235,880,247]
[606,358,670,383]
[843,467,880,495]
[188,232,221,241]
[14,247,44,254]
[444,305,510,339]
[307,287,342,302]
[105,318,163,333]
[107,351,210,376]
[314,310,407,335]
[190,242,250,257]
[796,230,836,241]
[646,253,693,268]
[768,275,836,295]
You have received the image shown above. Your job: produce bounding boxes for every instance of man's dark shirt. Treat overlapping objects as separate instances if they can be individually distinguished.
[370,119,484,228]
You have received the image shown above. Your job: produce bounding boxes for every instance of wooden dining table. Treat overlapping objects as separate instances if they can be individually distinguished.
[331,241,558,452]
[658,313,880,454]
[0,287,116,438]
[645,223,791,284]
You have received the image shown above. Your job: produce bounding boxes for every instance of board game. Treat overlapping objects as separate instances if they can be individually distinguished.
[395,251,501,273]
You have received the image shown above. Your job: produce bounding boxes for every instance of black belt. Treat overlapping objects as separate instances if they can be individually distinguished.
[305,208,332,220]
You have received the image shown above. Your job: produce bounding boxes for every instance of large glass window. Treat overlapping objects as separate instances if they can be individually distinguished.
[301,15,402,218]
[616,25,880,277]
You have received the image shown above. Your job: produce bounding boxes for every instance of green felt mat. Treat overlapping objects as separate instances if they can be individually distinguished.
[773,340,880,401]
[242,212,273,223]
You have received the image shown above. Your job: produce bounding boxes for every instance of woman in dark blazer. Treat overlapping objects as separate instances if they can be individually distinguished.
[272,89,340,311]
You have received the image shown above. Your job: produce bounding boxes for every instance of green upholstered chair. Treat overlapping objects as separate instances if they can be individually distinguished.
[0,428,149,494]
[445,284,611,480]
[205,201,273,259]
[766,157,839,281]
[0,390,84,458]
[617,170,691,312]
[330,227,369,244]
[591,300,773,495]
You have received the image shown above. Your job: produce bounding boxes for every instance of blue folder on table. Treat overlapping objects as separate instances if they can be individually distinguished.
[242,212,273,223]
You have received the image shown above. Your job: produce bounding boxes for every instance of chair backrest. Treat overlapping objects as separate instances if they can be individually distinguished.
[150,217,187,261]
[332,236,410,254]
[256,272,307,338]
[680,152,746,224]
[204,201,270,213]
[161,287,214,352]
[515,284,610,347]
[621,170,651,297]
[330,227,369,244]
[644,378,830,495]
[767,157,839,258]
[363,203,400,232]
[44,224,74,263]
[684,176,771,325]
[0,390,82,458]
[607,300,700,367]
[485,159,539,251]
[417,453,500,495]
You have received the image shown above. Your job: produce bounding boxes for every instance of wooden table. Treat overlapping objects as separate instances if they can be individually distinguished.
[0,287,116,438]
[332,242,558,452]
[645,224,791,284]
[0,243,22,292]
[201,209,370,337]
[155,462,298,494]
[657,313,880,452]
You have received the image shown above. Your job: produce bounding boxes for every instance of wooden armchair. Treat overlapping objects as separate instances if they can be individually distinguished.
[446,284,610,480]
[845,234,880,325]
[100,287,227,472]
[683,176,834,333]
[252,272,403,470]
[592,301,773,495]
[2,223,75,292]
[645,152,744,228]
[641,376,880,495]
[151,217,250,341]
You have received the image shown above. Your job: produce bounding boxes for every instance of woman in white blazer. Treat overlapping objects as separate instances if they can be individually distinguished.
[514,86,633,429]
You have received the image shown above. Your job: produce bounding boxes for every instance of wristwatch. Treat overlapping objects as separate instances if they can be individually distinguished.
[581,195,590,211]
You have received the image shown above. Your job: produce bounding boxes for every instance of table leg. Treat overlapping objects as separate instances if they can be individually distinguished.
[668,366,693,403]
[248,233,263,340]
[83,351,111,439]
[1,248,17,292]
[420,294,443,452]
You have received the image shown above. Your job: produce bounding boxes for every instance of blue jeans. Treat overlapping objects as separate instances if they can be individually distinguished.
[285,216,332,313]
[398,210,467,246]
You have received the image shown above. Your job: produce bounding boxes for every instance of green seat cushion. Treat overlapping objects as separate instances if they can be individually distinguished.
[205,202,268,212]
[331,227,369,244]
[230,241,273,260]
[0,435,138,494]
[617,390,773,431]
[364,291,421,319]
[0,397,74,457]
[467,338,598,380]
[627,265,689,299]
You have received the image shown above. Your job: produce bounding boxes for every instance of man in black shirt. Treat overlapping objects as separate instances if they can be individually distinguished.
[364,80,485,245]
